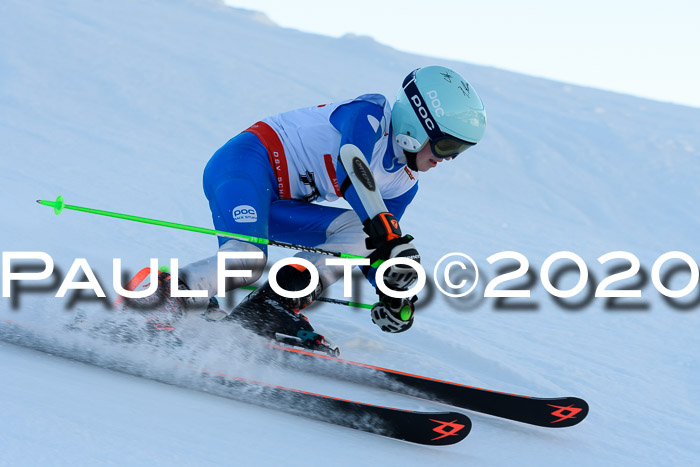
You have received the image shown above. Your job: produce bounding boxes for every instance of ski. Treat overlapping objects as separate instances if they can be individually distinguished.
[0,319,471,445]
[198,369,472,445]
[22,265,582,435]
[265,344,589,428]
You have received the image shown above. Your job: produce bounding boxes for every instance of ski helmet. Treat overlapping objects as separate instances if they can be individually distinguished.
[392,66,486,159]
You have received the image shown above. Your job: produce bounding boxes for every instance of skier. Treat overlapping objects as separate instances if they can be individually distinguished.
[156,65,486,350]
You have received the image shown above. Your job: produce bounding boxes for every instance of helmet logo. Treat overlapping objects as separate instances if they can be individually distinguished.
[404,79,443,141]
[410,94,436,131]
[459,81,471,98]
[426,90,445,117]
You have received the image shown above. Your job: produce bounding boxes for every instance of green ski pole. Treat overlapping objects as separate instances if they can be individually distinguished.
[37,195,381,265]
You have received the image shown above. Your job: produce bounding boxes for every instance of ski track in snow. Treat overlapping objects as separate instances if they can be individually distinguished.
[1,0,700,465]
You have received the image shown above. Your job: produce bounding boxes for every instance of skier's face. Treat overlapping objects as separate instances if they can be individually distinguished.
[415,145,452,172]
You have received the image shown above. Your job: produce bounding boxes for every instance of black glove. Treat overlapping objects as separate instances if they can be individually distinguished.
[363,211,419,262]
[371,292,417,333]
[363,212,402,250]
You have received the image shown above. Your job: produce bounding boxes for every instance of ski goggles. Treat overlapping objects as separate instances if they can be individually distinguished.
[429,135,475,159]
[402,70,476,159]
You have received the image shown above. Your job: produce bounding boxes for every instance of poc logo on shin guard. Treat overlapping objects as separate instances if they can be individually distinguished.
[233,205,257,223]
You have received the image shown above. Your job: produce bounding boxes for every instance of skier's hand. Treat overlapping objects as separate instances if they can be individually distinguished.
[371,292,417,333]
[363,211,421,332]
[370,238,422,293]
[363,212,421,291]
[370,241,420,333]
[363,212,402,249]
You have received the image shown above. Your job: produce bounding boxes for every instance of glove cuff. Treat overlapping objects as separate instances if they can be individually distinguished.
[363,212,402,249]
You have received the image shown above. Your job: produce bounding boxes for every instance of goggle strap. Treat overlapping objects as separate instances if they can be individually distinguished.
[403,79,443,141]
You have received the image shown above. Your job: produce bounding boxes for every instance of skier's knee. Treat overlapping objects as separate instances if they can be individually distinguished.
[219,239,267,291]
[326,210,363,237]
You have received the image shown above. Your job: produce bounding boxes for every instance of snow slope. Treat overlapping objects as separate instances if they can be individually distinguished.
[1,0,699,465]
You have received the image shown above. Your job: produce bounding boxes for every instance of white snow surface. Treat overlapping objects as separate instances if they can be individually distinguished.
[1,0,699,465]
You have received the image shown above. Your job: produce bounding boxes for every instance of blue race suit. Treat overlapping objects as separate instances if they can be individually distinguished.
[182,94,419,296]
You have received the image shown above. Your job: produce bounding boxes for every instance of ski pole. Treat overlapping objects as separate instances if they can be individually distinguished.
[239,286,373,310]
[37,195,381,266]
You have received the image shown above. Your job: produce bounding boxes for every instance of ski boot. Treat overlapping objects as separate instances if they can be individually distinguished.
[117,270,201,342]
[202,296,229,321]
[226,264,339,356]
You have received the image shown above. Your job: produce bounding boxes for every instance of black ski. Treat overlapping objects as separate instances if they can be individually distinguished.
[267,345,589,428]
[203,371,472,445]
[0,319,471,445]
[111,267,582,430]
